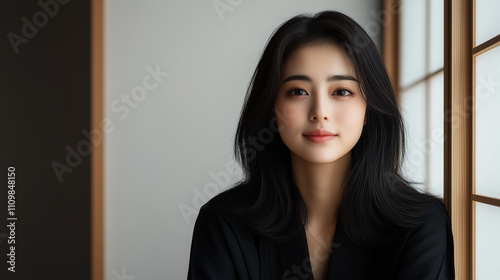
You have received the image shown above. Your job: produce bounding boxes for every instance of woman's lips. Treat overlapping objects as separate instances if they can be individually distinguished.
[303,135,337,143]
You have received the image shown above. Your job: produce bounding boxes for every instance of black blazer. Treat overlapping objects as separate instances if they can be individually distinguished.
[187,191,455,280]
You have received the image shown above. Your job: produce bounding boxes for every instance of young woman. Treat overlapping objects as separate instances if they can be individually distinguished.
[187,10,455,280]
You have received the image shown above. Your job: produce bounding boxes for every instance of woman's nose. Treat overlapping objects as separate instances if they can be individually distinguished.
[310,113,328,121]
[309,93,330,121]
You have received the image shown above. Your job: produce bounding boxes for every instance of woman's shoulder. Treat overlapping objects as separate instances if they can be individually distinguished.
[200,182,251,213]
[415,196,451,231]
[195,182,255,231]
[381,196,455,279]
[397,195,452,244]
[188,183,262,279]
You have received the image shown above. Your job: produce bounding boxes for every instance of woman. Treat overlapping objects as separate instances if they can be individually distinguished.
[187,10,454,280]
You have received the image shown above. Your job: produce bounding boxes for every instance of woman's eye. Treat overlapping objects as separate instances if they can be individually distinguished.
[288,88,308,96]
[333,88,352,96]
[286,88,352,96]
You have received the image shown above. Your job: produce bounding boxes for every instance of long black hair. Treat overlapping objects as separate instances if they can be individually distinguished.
[213,10,433,246]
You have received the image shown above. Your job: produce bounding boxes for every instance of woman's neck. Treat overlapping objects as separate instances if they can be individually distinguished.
[290,151,351,230]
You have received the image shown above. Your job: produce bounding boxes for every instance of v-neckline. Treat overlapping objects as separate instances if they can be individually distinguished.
[303,218,342,280]
[276,218,367,279]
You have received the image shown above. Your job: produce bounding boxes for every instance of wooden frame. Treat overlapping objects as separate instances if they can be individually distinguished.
[387,0,500,278]
[383,0,400,102]
[471,2,500,276]
[444,0,472,279]
[92,0,104,279]
[386,0,471,278]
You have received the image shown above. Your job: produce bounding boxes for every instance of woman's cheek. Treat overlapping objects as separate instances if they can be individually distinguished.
[339,105,365,127]
[276,104,299,129]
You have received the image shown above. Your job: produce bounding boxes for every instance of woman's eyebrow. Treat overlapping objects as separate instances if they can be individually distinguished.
[281,74,359,84]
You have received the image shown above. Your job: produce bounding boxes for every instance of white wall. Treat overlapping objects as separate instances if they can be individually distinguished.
[104,0,382,279]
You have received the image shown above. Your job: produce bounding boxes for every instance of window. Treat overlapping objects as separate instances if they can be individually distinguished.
[398,0,444,198]
[385,0,500,278]
[472,0,500,278]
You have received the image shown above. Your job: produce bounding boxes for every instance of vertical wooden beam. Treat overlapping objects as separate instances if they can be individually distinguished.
[444,0,472,279]
[92,0,104,279]
[383,0,400,102]
[424,0,431,194]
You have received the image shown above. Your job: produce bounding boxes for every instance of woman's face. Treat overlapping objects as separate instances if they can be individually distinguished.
[274,43,367,164]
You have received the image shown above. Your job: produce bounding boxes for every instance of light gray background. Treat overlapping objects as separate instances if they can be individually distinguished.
[104,0,382,279]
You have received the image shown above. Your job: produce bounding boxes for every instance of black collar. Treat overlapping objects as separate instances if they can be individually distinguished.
[276,220,370,279]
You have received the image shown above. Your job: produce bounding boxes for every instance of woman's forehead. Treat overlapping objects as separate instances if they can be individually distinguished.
[282,43,356,79]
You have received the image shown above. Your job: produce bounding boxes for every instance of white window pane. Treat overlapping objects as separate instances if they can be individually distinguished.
[475,45,500,199]
[429,0,444,73]
[475,202,500,280]
[400,82,426,193]
[476,0,500,47]
[428,72,444,198]
[400,0,426,87]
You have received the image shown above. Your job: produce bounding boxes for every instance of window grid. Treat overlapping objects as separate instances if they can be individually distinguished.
[386,0,500,275]
[399,0,444,196]
[471,0,500,274]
